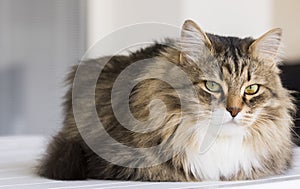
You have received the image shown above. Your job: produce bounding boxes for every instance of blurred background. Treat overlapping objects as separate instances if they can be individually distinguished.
[0,0,299,136]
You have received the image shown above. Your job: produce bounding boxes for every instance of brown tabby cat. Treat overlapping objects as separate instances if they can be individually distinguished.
[37,20,295,181]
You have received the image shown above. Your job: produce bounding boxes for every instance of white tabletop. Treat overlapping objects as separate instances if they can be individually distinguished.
[0,136,299,189]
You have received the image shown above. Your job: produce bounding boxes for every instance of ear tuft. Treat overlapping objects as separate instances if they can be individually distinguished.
[180,20,212,63]
[249,28,283,62]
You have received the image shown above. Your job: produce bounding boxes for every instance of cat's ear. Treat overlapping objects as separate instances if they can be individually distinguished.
[180,20,212,63]
[249,28,283,62]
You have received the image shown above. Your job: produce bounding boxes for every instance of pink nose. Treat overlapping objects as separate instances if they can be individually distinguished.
[226,107,241,117]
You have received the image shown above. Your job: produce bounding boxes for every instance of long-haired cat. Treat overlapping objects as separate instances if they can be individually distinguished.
[37,20,295,181]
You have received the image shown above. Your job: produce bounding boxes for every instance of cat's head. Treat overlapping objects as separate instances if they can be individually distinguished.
[177,20,293,136]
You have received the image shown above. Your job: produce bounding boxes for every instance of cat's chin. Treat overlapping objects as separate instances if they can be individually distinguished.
[218,121,247,137]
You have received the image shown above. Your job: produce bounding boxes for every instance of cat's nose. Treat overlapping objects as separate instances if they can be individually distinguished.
[226,107,241,117]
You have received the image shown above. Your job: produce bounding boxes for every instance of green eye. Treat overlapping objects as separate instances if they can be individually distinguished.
[245,84,259,95]
[205,81,221,92]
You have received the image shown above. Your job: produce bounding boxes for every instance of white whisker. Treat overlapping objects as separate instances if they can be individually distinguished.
[291,129,300,139]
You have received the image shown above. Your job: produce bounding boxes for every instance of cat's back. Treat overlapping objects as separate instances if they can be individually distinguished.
[62,42,171,137]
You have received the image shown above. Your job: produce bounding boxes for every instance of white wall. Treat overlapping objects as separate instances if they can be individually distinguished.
[87,0,183,47]
[273,0,300,61]
[87,0,114,47]
[87,0,273,44]
[0,0,86,135]
[87,0,300,61]
[182,0,272,38]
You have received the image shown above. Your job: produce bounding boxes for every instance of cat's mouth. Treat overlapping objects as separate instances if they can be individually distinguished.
[220,120,243,129]
[220,112,242,126]
[211,108,254,130]
[223,119,239,125]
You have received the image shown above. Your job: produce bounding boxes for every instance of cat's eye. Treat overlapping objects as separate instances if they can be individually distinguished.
[244,84,259,95]
[205,81,221,92]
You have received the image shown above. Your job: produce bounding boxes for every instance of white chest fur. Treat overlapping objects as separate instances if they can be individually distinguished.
[185,134,262,180]
[175,108,265,180]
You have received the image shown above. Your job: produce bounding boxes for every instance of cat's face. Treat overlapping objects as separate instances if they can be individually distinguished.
[179,20,286,136]
[195,55,282,136]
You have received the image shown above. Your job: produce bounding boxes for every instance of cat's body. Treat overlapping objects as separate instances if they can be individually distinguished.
[37,20,295,181]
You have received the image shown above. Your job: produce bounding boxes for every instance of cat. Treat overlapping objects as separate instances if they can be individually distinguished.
[37,20,296,181]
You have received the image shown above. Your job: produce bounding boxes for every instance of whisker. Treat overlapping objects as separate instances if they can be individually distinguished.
[291,129,300,139]
[258,112,299,121]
